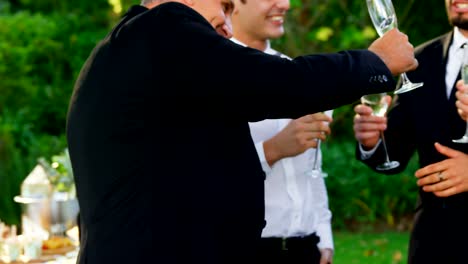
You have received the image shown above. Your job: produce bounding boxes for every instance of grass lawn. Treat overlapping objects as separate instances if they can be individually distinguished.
[333,231,410,264]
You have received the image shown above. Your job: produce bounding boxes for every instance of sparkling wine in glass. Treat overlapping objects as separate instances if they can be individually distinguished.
[361,93,400,171]
[309,110,333,178]
[453,45,468,143]
[366,0,423,95]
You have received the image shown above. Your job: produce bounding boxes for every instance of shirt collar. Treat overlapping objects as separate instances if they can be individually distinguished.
[230,37,247,47]
[453,27,468,49]
[230,37,275,55]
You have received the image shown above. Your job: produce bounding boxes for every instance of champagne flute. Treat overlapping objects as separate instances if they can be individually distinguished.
[310,138,326,178]
[366,0,423,95]
[361,93,400,171]
[309,110,333,178]
[453,44,468,143]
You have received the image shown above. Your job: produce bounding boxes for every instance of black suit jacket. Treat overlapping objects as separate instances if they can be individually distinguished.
[67,3,395,264]
[358,32,468,264]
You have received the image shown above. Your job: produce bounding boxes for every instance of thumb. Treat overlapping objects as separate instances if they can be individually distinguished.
[434,142,462,158]
[384,95,392,106]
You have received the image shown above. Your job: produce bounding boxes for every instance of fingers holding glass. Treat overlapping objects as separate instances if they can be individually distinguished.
[453,46,468,143]
[360,93,399,170]
[366,0,423,94]
[310,110,333,178]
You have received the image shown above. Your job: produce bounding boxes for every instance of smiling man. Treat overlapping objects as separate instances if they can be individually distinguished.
[231,1,334,264]
[353,0,468,263]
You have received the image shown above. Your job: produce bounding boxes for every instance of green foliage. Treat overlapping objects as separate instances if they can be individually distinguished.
[334,231,409,264]
[0,113,25,225]
[0,11,109,135]
[121,0,141,13]
[274,0,378,55]
[274,0,451,56]
[0,109,66,224]
[394,0,451,46]
[39,149,75,194]
[322,139,419,230]
[8,0,113,27]
[0,5,110,225]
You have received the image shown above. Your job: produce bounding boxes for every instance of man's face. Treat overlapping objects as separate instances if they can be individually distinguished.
[232,0,290,41]
[446,0,468,29]
[191,0,234,38]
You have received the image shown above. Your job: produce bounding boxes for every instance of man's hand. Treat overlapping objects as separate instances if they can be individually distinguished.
[368,28,418,76]
[264,113,332,166]
[320,248,333,264]
[415,142,468,197]
[455,80,468,121]
[353,95,391,149]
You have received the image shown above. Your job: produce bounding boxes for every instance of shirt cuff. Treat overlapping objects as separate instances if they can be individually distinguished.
[316,223,334,250]
[254,141,272,174]
[359,139,382,160]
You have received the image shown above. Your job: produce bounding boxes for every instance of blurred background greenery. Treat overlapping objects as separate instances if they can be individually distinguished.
[0,0,450,253]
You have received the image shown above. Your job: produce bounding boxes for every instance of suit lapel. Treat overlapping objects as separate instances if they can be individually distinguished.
[441,31,453,61]
[429,33,451,116]
[422,33,456,143]
[429,32,454,109]
[442,32,455,101]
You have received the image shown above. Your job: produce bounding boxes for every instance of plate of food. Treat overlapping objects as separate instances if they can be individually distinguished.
[42,236,76,255]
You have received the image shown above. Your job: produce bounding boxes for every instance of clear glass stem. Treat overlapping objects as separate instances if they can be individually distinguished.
[453,118,468,143]
[380,131,391,163]
[312,139,321,170]
[400,72,411,86]
[394,72,424,95]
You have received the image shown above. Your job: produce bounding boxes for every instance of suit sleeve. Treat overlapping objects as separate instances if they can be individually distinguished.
[151,8,397,122]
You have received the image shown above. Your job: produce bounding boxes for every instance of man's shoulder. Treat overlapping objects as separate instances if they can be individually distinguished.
[414,31,452,56]
[142,2,206,24]
[269,48,291,60]
[110,2,213,46]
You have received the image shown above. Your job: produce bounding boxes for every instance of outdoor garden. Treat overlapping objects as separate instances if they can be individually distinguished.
[0,0,451,263]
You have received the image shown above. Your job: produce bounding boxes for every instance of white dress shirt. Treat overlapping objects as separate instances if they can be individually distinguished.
[230,38,334,250]
[361,27,468,158]
[446,27,468,98]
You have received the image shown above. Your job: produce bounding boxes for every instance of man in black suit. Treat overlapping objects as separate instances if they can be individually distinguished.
[354,1,468,263]
[67,0,417,263]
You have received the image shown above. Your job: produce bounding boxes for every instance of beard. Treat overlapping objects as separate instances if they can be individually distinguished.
[450,15,468,30]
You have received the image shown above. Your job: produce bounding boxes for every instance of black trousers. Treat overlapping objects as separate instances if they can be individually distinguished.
[408,204,468,264]
[255,233,321,264]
